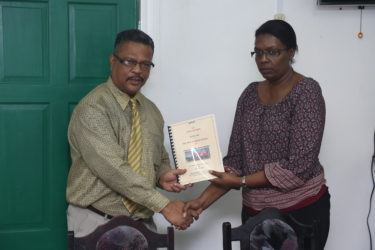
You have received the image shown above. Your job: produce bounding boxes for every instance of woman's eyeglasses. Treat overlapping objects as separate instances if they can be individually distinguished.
[250,49,288,59]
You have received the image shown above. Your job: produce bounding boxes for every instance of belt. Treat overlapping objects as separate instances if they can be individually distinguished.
[87,205,113,219]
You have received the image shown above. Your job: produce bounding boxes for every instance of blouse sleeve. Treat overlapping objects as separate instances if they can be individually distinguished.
[264,79,326,191]
[223,91,246,177]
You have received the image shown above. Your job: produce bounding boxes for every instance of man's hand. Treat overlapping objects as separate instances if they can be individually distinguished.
[161,200,193,230]
[209,170,242,189]
[183,199,204,220]
[159,169,192,192]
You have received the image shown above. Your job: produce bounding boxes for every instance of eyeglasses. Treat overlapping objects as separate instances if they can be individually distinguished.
[250,49,288,59]
[113,54,155,71]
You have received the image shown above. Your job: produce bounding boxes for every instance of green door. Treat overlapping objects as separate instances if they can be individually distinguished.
[0,0,138,249]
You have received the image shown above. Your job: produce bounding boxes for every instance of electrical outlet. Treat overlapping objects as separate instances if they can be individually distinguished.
[274,13,285,20]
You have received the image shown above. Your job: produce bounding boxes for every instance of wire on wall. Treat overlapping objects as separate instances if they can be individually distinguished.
[367,131,375,250]
[358,6,364,39]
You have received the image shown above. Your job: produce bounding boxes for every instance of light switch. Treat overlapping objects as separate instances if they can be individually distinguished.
[274,13,285,20]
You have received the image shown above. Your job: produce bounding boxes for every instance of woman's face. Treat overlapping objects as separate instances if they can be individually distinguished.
[254,34,295,82]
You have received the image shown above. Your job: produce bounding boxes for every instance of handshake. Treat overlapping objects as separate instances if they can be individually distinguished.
[158,169,205,230]
[158,167,237,230]
[161,198,204,230]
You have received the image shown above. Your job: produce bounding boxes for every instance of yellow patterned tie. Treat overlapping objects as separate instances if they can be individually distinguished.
[127,98,142,174]
[122,98,145,214]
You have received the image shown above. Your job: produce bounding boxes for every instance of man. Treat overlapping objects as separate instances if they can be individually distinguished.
[66,29,193,237]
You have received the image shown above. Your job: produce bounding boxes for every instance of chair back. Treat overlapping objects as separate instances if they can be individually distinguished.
[222,207,317,250]
[69,215,174,250]
[283,213,318,250]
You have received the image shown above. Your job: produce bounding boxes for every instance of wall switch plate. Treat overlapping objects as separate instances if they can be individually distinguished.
[274,13,285,20]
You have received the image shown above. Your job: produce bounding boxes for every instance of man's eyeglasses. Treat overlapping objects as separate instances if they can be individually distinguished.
[250,49,288,59]
[113,54,155,71]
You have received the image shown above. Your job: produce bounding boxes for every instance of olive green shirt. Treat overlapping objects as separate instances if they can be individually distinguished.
[66,77,171,218]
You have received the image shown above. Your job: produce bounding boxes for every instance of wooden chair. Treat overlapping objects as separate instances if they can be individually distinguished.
[68,215,174,250]
[222,207,318,250]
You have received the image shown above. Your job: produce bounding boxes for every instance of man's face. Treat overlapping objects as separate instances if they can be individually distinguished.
[110,41,154,96]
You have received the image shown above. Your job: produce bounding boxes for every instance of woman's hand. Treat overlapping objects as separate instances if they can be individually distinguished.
[209,170,242,189]
[183,199,204,220]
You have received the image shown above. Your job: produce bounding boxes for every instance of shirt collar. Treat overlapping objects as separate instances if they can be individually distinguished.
[105,77,145,110]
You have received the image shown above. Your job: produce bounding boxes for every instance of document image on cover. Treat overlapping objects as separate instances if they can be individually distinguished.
[168,114,224,185]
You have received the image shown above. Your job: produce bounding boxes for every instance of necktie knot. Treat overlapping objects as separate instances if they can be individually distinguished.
[130,98,137,108]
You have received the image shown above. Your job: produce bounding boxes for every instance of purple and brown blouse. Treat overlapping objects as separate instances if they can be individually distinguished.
[223,77,327,211]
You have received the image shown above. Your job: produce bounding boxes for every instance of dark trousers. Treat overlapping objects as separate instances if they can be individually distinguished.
[241,189,331,250]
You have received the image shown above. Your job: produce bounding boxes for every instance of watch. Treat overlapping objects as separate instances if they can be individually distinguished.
[242,175,246,188]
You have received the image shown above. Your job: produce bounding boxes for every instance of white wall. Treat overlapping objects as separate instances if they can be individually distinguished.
[140,0,375,249]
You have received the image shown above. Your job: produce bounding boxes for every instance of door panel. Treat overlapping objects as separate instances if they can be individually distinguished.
[0,1,49,83]
[0,1,138,249]
[0,104,49,224]
[68,3,118,83]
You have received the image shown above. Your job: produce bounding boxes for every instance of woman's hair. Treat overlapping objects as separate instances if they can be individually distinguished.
[255,20,298,52]
[113,29,154,54]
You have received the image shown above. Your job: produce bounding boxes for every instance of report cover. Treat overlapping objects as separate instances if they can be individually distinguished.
[168,114,224,185]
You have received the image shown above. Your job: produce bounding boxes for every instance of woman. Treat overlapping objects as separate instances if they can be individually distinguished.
[184,20,330,249]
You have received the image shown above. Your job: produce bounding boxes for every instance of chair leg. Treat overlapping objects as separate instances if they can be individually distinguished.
[222,222,232,250]
[167,226,174,250]
[67,231,74,250]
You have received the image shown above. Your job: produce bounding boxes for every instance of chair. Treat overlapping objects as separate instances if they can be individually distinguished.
[68,215,174,250]
[222,207,318,250]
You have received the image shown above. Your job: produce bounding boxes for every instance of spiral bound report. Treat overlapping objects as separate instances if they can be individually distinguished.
[167,114,224,185]
[168,125,180,183]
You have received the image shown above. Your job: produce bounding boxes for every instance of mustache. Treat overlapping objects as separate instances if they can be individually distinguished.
[127,76,144,82]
